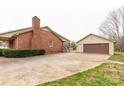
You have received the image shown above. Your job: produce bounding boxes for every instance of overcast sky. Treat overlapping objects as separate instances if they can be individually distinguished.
[0,0,123,41]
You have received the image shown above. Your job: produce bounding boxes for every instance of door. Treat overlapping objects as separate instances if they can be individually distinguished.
[83,43,109,54]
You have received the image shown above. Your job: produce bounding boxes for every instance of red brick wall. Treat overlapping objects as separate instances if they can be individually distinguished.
[9,40,14,48]
[9,29,62,53]
[9,31,33,49]
[31,16,62,53]
[40,29,62,53]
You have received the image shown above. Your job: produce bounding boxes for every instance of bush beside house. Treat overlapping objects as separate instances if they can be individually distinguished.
[0,49,3,56]
[69,41,77,50]
[0,49,45,58]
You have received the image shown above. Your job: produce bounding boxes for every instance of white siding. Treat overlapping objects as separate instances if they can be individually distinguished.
[76,35,114,55]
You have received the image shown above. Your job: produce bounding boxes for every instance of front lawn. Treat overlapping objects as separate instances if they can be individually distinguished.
[38,63,124,86]
[109,52,124,62]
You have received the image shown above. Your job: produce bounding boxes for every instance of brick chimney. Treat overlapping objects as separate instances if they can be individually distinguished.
[32,16,40,34]
[31,16,41,49]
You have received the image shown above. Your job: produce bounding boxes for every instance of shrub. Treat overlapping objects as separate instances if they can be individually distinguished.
[2,49,45,58]
[0,49,4,56]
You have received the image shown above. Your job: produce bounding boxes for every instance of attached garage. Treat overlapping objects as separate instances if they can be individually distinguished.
[76,34,114,55]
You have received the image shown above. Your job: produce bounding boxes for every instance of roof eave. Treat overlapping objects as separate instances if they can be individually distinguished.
[0,37,11,41]
[76,34,114,43]
[0,34,17,41]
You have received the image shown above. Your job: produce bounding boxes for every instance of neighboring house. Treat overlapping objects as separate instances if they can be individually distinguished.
[0,16,70,53]
[76,34,114,55]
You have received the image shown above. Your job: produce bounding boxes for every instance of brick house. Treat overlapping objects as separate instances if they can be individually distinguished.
[0,16,70,53]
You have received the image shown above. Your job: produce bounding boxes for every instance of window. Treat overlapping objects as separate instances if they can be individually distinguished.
[48,40,54,47]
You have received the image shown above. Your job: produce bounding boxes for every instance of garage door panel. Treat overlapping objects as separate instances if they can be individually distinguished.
[83,43,109,54]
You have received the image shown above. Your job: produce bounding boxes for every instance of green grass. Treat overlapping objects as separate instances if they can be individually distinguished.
[109,52,124,62]
[38,63,124,86]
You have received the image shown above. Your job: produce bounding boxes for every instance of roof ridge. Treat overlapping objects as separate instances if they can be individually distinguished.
[0,26,50,35]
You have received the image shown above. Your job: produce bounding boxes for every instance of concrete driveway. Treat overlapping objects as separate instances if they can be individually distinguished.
[0,53,110,85]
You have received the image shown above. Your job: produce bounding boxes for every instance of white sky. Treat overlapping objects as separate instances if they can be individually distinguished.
[0,0,123,41]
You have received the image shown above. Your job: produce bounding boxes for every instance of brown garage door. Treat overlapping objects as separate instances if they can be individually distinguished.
[83,43,109,54]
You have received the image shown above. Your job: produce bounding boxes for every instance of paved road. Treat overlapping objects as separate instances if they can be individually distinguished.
[0,53,110,85]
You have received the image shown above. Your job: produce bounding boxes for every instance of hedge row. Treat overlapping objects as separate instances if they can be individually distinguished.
[0,49,3,56]
[0,49,45,58]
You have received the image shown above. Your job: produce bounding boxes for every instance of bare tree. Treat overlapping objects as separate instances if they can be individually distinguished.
[119,7,124,40]
[99,6,124,51]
